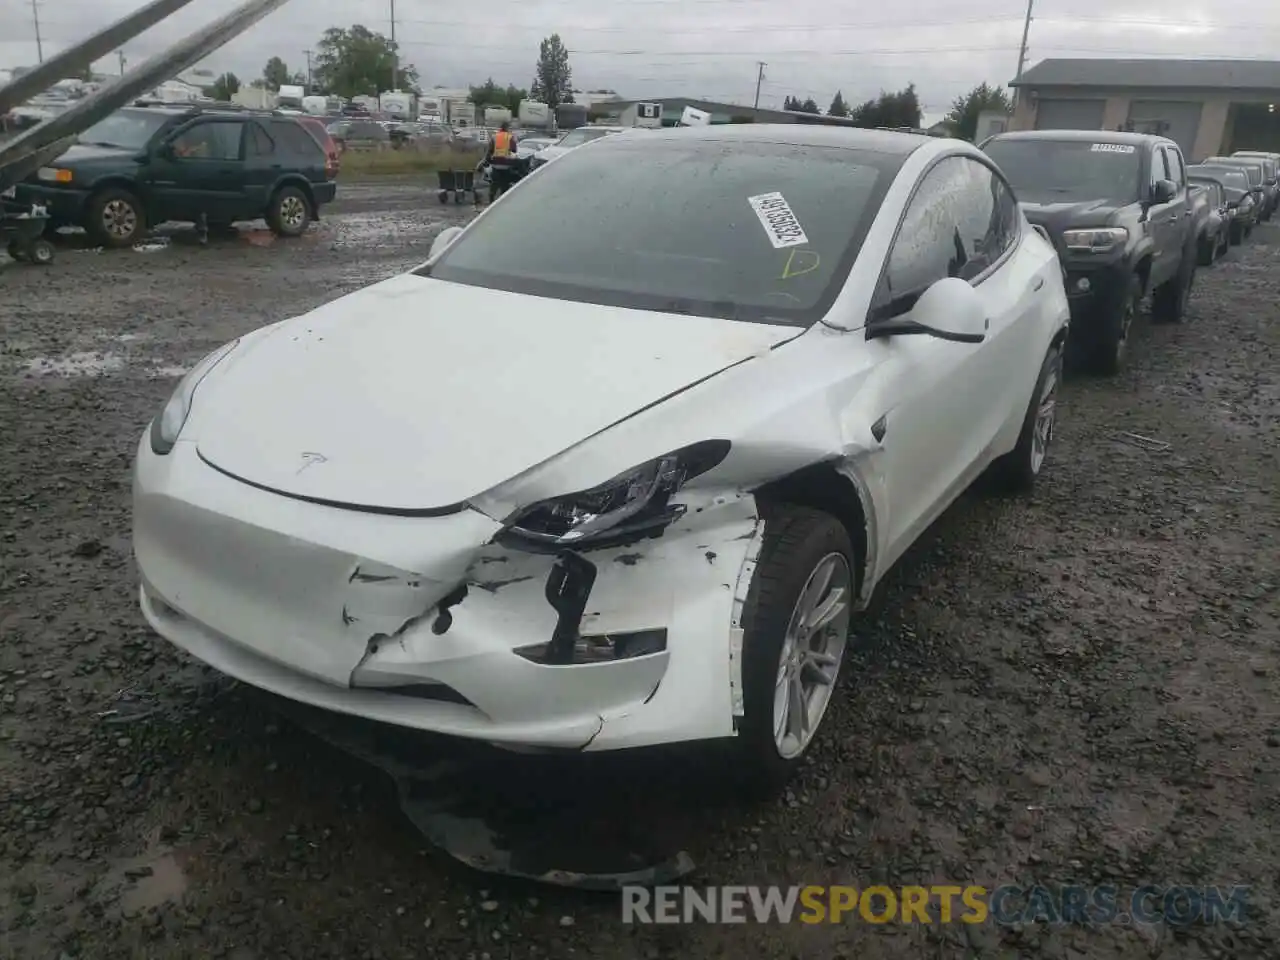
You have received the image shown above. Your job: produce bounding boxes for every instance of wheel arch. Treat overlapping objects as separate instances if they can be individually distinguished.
[270,175,317,214]
[752,459,873,602]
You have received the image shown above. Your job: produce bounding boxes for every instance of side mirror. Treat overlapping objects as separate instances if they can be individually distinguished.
[429,225,463,259]
[1151,179,1177,204]
[867,276,987,344]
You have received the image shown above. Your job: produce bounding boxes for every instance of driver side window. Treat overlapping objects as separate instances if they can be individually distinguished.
[882,156,1012,300]
[170,122,245,161]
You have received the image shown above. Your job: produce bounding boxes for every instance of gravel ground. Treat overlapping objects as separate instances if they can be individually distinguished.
[1,181,1277,959]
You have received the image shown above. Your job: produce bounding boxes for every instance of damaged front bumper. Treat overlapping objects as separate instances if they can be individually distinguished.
[133,437,763,751]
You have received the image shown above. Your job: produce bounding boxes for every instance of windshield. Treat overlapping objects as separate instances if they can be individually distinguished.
[78,110,170,150]
[417,137,894,324]
[556,128,611,149]
[983,138,1141,204]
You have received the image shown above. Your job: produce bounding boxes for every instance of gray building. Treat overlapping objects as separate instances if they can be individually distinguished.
[1010,58,1280,160]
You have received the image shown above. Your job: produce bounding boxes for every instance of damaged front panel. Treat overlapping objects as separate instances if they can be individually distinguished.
[135,440,766,752]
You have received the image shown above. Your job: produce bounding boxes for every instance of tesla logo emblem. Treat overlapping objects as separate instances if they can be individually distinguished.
[296,452,327,474]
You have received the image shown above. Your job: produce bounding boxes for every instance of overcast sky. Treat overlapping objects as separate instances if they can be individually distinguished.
[4,0,1279,118]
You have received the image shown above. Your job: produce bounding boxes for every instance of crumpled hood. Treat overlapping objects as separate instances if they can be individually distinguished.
[1018,197,1122,233]
[194,274,799,513]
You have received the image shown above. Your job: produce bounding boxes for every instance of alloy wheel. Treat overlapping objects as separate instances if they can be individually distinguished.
[280,196,307,230]
[103,199,137,239]
[1030,364,1059,475]
[772,552,852,760]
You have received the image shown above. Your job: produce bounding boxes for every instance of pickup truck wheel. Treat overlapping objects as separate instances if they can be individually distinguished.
[267,187,311,237]
[1151,254,1195,324]
[1197,233,1216,267]
[735,505,854,794]
[86,188,145,248]
[1087,275,1141,376]
[990,344,1062,493]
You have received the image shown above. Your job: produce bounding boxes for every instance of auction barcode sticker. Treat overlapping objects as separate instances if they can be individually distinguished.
[748,192,810,249]
[1091,143,1136,153]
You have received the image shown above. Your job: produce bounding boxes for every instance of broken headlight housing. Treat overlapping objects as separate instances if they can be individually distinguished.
[149,340,239,455]
[500,440,731,550]
[1062,227,1127,252]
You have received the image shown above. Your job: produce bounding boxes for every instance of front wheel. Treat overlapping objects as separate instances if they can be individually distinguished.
[737,505,855,792]
[85,187,145,248]
[28,239,55,265]
[1151,253,1195,324]
[1085,274,1141,375]
[990,344,1062,493]
[267,186,311,237]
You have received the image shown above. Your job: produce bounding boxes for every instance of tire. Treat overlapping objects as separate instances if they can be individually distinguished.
[28,239,55,265]
[1197,234,1215,267]
[437,191,448,204]
[736,505,855,792]
[1229,222,1244,245]
[1151,251,1196,324]
[266,186,311,237]
[85,187,145,248]
[1086,274,1141,376]
[7,240,26,261]
[989,344,1062,493]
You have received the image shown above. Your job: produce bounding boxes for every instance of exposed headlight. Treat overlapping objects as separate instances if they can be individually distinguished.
[1062,227,1127,252]
[499,440,731,550]
[37,167,73,183]
[149,340,239,455]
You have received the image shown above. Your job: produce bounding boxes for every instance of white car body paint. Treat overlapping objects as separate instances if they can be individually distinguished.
[132,129,1070,753]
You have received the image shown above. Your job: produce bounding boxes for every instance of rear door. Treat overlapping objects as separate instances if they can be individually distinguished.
[240,120,279,218]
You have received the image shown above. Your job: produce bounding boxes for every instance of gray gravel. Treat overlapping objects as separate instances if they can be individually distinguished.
[1,182,1277,959]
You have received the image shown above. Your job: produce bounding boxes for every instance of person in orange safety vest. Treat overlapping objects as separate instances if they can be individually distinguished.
[482,121,520,203]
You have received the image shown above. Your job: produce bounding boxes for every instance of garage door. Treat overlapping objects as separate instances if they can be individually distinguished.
[1034,98,1107,131]
[1127,101,1203,157]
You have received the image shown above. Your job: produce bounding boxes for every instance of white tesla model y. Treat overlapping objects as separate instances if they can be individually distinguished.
[133,124,1070,786]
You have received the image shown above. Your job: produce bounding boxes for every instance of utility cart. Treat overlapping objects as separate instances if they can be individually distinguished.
[436,168,479,204]
[1,198,56,266]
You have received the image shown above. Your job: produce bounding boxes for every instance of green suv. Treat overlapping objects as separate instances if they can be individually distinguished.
[15,104,338,248]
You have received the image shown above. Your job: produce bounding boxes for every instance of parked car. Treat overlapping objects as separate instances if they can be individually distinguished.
[326,118,390,150]
[1227,152,1278,219]
[529,125,630,169]
[982,130,1198,375]
[296,114,340,176]
[1201,156,1270,220]
[14,105,337,247]
[1189,164,1258,244]
[515,136,556,158]
[132,125,1070,787]
[1186,179,1229,265]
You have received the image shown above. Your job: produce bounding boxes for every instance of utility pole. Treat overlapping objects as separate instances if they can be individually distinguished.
[303,48,312,92]
[389,0,398,91]
[31,0,45,63]
[118,50,127,75]
[1012,0,1035,110]
[753,61,766,110]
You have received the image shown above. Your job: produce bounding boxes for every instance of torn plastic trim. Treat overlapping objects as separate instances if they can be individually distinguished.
[727,515,766,721]
[833,455,881,609]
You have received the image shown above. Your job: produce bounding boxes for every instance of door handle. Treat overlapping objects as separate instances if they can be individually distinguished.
[1033,277,1044,291]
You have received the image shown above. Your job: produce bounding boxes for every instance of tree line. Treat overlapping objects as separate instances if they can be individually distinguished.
[202,28,579,112]
[782,82,1012,140]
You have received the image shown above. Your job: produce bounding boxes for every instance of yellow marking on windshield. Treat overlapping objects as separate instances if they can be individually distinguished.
[780,249,821,279]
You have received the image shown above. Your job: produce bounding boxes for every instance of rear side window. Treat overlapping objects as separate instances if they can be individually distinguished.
[247,123,275,157]
[270,120,324,159]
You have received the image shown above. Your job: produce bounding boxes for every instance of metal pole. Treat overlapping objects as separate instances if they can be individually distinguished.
[754,61,766,109]
[0,0,296,190]
[1,0,199,115]
[32,0,45,63]
[118,51,127,76]
[304,49,312,92]
[1012,0,1034,109]
[389,0,398,91]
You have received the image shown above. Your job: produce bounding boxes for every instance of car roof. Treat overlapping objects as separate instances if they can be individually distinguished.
[587,122,934,156]
[987,129,1173,149]
[1190,164,1250,177]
